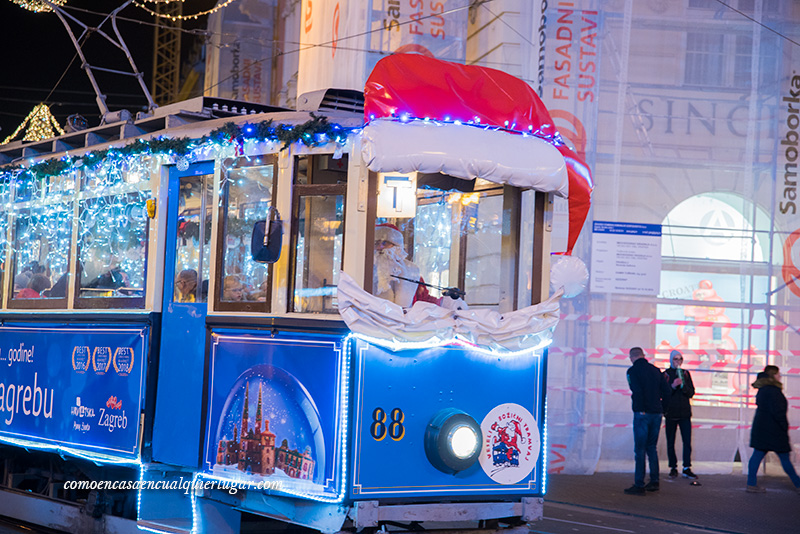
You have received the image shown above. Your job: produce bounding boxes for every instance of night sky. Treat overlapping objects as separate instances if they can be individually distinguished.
[0,1,214,140]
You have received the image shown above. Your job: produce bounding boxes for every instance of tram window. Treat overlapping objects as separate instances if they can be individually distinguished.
[463,193,504,306]
[217,156,276,311]
[9,204,72,308]
[75,193,148,308]
[0,183,8,303]
[371,174,518,312]
[174,173,214,304]
[289,154,347,313]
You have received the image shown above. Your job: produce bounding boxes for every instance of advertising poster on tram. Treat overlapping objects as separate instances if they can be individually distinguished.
[203,331,346,499]
[0,325,147,458]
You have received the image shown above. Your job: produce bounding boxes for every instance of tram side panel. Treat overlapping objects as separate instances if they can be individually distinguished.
[201,329,348,501]
[0,322,148,461]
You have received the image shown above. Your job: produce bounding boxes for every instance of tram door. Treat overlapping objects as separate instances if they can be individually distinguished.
[152,162,215,466]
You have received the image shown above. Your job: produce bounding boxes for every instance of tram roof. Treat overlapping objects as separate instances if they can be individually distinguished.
[0,95,362,166]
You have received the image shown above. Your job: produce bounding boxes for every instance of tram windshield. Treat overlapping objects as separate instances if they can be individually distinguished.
[370,174,527,313]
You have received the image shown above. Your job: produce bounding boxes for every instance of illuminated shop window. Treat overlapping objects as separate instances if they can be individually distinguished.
[657,193,776,402]
[218,156,276,311]
[290,154,347,313]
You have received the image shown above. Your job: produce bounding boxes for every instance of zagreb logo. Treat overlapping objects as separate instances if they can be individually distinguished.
[106,396,122,410]
[479,403,540,485]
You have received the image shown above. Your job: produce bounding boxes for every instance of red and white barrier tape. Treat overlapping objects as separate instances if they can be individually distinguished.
[549,422,800,430]
[547,385,800,408]
[550,347,800,359]
[548,347,800,375]
[560,313,793,332]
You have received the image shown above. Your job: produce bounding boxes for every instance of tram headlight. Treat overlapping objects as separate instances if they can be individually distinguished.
[424,408,482,474]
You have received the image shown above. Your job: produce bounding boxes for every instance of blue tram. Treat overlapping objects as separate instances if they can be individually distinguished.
[0,56,588,533]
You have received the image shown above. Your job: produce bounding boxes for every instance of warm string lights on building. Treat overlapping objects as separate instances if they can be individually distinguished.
[10,0,67,13]
[133,0,240,21]
[1,104,66,146]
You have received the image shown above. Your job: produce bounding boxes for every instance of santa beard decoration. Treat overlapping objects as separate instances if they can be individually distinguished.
[373,246,421,307]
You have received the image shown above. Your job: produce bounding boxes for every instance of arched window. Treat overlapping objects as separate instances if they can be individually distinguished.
[661,192,772,262]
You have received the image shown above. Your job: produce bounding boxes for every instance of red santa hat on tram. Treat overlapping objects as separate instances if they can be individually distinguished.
[375,223,404,249]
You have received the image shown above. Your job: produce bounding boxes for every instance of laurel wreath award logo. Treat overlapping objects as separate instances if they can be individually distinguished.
[92,347,112,375]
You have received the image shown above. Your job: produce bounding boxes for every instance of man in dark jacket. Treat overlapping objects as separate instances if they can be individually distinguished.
[663,349,697,479]
[624,347,671,496]
[746,366,800,493]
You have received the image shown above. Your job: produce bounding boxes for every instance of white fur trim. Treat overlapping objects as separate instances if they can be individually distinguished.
[375,224,404,248]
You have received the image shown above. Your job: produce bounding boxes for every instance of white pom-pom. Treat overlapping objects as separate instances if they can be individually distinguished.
[550,255,589,298]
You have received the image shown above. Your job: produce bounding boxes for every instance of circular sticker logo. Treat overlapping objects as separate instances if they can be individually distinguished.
[479,403,540,485]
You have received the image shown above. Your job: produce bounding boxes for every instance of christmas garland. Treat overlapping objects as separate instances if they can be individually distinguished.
[0,114,355,185]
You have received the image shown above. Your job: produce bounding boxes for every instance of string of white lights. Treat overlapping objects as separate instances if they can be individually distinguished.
[132,0,239,21]
[10,0,67,14]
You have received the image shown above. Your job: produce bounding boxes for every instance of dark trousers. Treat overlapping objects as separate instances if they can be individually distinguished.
[748,449,800,487]
[633,412,662,487]
[665,417,692,468]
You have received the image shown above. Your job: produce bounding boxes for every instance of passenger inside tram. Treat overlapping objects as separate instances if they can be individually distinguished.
[14,261,46,293]
[46,270,70,298]
[222,275,245,301]
[175,269,198,302]
[16,273,51,299]
[83,266,129,293]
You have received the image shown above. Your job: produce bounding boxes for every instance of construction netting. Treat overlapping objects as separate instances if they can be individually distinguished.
[521,0,800,476]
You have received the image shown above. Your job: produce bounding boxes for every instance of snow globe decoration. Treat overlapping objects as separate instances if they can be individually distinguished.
[211,364,325,486]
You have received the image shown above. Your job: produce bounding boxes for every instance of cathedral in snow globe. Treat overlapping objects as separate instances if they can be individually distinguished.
[213,364,325,484]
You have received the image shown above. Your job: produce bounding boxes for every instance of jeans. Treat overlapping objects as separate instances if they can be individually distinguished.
[633,412,662,487]
[665,418,692,468]
[747,449,800,487]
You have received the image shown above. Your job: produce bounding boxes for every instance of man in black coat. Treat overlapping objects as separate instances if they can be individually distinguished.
[624,347,671,496]
[663,349,697,479]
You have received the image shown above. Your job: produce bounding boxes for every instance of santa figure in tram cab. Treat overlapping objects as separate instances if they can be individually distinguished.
[373,222,444,308]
